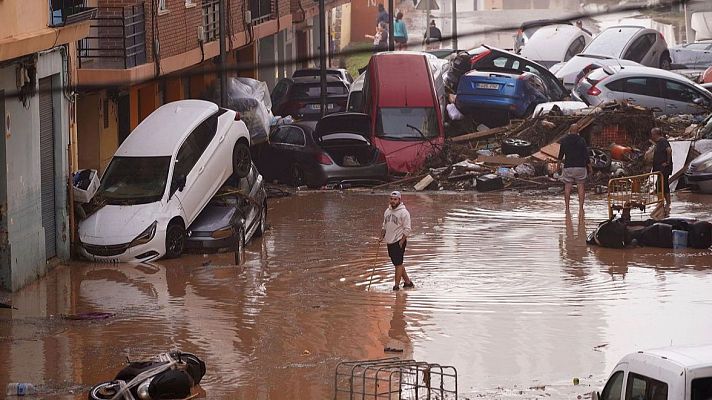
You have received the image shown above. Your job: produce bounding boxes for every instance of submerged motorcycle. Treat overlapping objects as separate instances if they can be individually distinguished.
[88,351,206,400]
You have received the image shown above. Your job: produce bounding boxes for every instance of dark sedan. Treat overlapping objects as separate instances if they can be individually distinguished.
[271,76,349,121]
[253,112,388,188]
[185,163,266,255]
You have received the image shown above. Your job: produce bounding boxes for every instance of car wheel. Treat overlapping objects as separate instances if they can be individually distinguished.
[233,228,245,265]
[291,164,306,187]
[659,54,672,70]
[165,223,186,259]
[233,142,251,179]
[589,148,612,171]
[502,138,533,157]
[255,202,267,237]
[88,381,121,400]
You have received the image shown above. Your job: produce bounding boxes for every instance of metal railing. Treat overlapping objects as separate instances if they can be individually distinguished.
[250,0,273,23]
[77,3,147,69]
[50,0,97,27]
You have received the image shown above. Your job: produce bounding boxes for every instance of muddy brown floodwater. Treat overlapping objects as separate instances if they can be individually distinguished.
[1,191,711,399]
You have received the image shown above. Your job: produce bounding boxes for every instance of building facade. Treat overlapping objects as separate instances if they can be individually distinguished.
[0,1,93,291]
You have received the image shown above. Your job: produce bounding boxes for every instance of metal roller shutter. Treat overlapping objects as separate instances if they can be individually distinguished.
[39,77,57,259]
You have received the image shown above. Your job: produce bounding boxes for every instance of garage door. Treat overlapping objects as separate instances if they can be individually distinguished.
[39,77,56,259]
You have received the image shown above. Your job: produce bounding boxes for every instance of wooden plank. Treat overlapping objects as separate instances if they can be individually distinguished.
[475,155,529,166]
[532,151,558,162]
[451,127,508,143]
[540,142,561,159]
[414,175,435,191]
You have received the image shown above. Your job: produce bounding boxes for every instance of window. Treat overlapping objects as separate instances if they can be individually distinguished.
[625,373,668,400]
[663,80,706,103]
[270,127,290,143]
[283,126,306,146]
[97,156,172,205]
[600,371,624,400]
[271,79,291,106]
[623,34,655,63]
[171,112,220,191]
[489,56,519,70]
[185,0,195,7]
[202,0,219,41]
[585,27,642,57]
[291,83,348,98]
[376,107,439,140]
[158,0,168,12]
[692,377,712,400]
[565,36,587,61]
[607,77,662,98]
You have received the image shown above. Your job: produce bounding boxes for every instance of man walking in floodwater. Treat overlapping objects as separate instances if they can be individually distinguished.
[558,123,592,212]
[380,191,414,291]
[651,127,673,213]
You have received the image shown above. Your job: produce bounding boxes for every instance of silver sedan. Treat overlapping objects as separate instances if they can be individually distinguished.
[573,66,712,115]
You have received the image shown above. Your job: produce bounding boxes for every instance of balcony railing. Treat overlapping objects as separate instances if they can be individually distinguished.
[77,3,147,69]
[250,0,273,23]
[50,0,97,27]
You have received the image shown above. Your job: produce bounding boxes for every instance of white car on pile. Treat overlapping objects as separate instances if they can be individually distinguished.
[79,100,252,263]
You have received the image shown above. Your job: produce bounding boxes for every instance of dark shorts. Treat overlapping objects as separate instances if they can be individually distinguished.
[387,240,407,266]
[394,36,407,44]
[656,171,671,195]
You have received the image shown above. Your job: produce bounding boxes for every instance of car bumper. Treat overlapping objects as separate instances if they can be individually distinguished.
[455,96,525,115]
[310,162,389,187]
[79,231,166,263]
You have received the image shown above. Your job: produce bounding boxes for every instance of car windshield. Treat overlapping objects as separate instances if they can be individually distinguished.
[97,156,171,205]
[376,107,438,140]
[584,27,640,56]
[292,83,348,98]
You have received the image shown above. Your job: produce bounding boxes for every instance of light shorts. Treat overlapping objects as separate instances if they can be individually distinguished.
[561,167,587,184]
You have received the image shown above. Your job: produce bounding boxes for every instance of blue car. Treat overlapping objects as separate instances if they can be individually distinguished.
[454,69,552,126]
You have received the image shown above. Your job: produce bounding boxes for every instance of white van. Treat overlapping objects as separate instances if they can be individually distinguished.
[594,345,712,400]
[79,100,251,263]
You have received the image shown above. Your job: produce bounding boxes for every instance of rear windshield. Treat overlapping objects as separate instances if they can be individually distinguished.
[292,83,348,98]
[692,377,712,400]
[376,107,439,140]
[586,68,611,83]
[585,27,640,56]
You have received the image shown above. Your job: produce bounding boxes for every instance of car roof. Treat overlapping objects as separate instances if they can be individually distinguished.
[293,68,347,75]
[624,345,712,369]
[116,100,219,157]
[522,25,588,61]
[370,53,435,107]
[610,65,701,81]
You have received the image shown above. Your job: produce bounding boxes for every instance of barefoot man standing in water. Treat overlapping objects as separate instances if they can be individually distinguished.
[380,191,414,291]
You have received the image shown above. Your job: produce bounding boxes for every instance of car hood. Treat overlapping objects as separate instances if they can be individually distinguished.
[555,56,641,84]
[188,203,239,232]
[689,150,712,174]
[375,137,444,174]
[80,202,163,244]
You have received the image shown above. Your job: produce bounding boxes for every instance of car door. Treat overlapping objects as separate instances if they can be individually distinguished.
[661,79,711,114]
[606,77,665,110]
[599,370,626,400]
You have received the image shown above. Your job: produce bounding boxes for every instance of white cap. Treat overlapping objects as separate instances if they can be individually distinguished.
[390,191,401,199]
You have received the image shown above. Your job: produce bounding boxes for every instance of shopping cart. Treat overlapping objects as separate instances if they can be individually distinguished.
[607,172,665,220]
[334,357,458,400]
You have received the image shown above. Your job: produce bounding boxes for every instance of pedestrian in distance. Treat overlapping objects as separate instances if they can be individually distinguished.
[379,191,414,291]
[650,127,673,213]
[393,12,408,50]
[576,20,592,36]
[558,123,592,212]
[376,3,390,27]
[423,20,442,50]
[366,22,389,54]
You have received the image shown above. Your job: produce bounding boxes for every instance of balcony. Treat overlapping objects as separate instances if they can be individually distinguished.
[50,0,97,27]
[78,3,147,70]
[250,0,274,23]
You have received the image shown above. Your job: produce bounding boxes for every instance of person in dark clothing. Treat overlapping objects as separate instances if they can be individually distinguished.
[365,22,389,53]
[376,4,390,27]
[423,20,442,49]
[651,127,673,212]
[558,123,592,212]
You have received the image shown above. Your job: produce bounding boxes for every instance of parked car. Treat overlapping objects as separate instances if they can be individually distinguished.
[271,75,349,120]
[186,163,267,255]
[292,67,354,85]
[591,344,712,400]
[465,45,569,101]
[361,52,446,174]
[520,24,592,68]
[670,40,712,69]
[79,100,252,263]
[573,65,712,115]
[253,112,388,188]
[685,150,712,194]
[514,19,573,54]
[552,25,671,88]
[347,72,366,112]
[454,70,552,126]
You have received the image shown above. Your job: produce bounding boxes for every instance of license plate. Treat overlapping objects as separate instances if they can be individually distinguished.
[308,103,335,110]
[476,83,499,90]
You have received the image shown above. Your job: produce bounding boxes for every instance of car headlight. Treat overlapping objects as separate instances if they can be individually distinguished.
[211,226,235,239]
[130,221,157,247]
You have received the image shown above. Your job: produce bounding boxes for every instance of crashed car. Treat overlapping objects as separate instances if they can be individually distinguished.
[79,100,252,263]
[186,163,267,253]
[685,150,712,194]
[520,24,591,68]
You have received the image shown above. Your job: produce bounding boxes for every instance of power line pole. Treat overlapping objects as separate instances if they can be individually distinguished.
[451,0,458,50]
[219,0,227,107]
[319,0,327,118]
[388,0,395,51]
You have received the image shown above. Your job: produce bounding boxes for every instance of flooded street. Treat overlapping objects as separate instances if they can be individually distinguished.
[1,191,711,399]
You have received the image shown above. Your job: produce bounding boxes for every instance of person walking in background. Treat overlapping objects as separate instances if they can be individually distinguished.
[558,123,592,212]
[379,191,414,291]
[365,22,389,53]
[376,3,390,27]
[393,12,408,50]
[651,127,673,213]
[423,20,442,50]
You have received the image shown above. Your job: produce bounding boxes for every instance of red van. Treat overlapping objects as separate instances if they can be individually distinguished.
[363,53,445,174]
